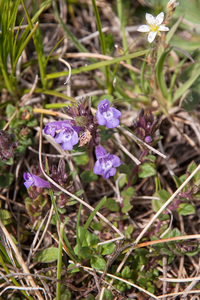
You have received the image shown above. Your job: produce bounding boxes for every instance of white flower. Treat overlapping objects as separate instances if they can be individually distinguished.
[137,12,169,43]
[167,0,179,10]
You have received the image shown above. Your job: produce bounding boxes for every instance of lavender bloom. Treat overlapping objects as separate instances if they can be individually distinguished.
[44,121,71,137]
[23,173,51,189]
[93,146,121,179]
[96,99,121,128]
[44,121,81,150]
[54,124,79,150]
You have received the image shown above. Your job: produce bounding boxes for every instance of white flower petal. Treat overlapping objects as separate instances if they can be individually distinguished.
[159,25,169,31]
[146,13,155,26]
[156,12,164,25]
[148,31,157,43]
[137,25,151,32]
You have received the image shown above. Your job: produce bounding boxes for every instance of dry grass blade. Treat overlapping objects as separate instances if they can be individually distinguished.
[0,219,43,300]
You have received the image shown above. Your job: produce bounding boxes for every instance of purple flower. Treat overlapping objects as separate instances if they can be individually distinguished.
[23,173,51,189]
[96,99,121,128]
[93,146,121,179]
[44,121,71,137]
[44,121,81,150]
[54,124,79,150]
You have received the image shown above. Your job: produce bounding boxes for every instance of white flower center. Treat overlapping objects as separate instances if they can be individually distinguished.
[102,159,112,171]
[63,129,73,141]
[103,110,113,121]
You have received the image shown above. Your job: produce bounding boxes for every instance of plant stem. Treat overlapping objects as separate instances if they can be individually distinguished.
[56,222,64,300]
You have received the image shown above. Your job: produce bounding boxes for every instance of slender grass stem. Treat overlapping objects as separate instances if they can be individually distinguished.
[56,222,64,300]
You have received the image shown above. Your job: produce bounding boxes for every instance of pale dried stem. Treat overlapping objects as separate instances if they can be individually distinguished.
[0,219,43,300]
[114,164,200,279]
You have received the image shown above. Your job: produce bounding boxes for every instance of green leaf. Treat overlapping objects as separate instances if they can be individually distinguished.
[122,197,133,213]
[173,175,184,188]
[90,255,106,271]
[121,266,131,279]
[101,242,115,255]
[60,286,71,300]
[86,295,95,300]
[91,222,103,231]
[6,104,16,119]
[119,164,133,175]
[138,162,157,178]
[102,289,113,300]
[104,198,119,212]
[0,173,13,188]
[34,247,58,263]
[0,120,6,129]
[80,170,98,183]
[156,190,171,202]
[79,247,92,259]
[177,203,195,215]
[0,209,12,221]
[121,187,134,198]
[73,151,88,166]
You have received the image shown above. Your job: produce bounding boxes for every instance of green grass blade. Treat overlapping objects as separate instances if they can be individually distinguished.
[91,0,111,92]
[56,223,64,300]
[165,15,184,44]
[52,0,96,65]
[156,48,171,100]
[0,252,34,300]
[172,67,200,103]
[79,196,107,248]
[117,0,140,93]
[76,203,82,251]
[21,0,47,88]
[46,49,148,80]
[12,22,39,75]
[29,88,76,103]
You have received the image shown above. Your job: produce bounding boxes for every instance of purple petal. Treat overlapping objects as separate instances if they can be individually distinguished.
[98,99,110,113]
[24,181,33,189]
[103,167,116,179]
[61,140,73,150]
[71,131,79,145]
[44,121,71,137]
[105,118,119,129]
[145,136,152,143]
[54,130,64,144]
[23,172,51,189]
[95,146,107,159]
[96,110,106,126]
[32,175,51,188]
[110,155,121,167]
[110,107,122,118]
[93,159,103,175]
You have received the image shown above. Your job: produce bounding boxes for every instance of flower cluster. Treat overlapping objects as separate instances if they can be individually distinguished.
[137,12,169,43]
[0,130,20,164]
[134,109,159,143]
[42,98,122,179]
